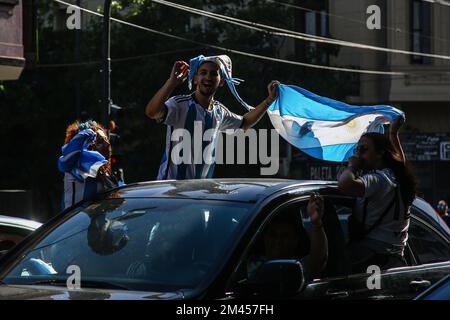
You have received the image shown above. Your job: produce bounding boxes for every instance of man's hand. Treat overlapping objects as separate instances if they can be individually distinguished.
[267,80,280,102]
[304,192,328,279]
[240,80,280,131]
[168,61,189,86]
[390,117,404,135]
[145,61,188,119]
[306,193,324,227]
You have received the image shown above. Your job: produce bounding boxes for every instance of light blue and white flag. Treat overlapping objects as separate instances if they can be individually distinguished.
[57,128,107,181]
[267,84,405,162]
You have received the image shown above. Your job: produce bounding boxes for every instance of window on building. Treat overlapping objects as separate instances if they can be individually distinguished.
[295,0,329,65]
[410,0,432,64]
[304,10,328,64]
[53,6,68,31]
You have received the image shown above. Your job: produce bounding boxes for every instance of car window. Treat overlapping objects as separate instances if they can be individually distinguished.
[411,203,450,237]
[0,225,32,251]
[408,219,450,264]
[230,201,310,289]
[231,196,350,291]
[1,198,252,292]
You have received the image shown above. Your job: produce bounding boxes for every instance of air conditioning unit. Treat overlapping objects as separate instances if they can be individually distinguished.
[440,142,450,161]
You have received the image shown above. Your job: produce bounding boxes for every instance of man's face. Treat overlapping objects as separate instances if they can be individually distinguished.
[194,62,224,96]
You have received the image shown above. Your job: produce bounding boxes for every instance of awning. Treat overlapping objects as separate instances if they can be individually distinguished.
[0,55,25,80]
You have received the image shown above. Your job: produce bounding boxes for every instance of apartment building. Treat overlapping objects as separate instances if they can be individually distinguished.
[287,0,450,204]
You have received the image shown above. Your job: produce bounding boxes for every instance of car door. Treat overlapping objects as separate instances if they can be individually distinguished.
[225,191,450,300]
[300,260,450,300]
[224,193,324,299]
[404,212,450,293]
[299,196,450,300]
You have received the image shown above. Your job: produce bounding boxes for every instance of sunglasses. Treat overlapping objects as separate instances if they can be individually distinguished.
[354,145,369,155]
[437,204,447,209]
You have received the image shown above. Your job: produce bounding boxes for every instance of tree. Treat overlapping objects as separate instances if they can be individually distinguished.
[0,0,350,219]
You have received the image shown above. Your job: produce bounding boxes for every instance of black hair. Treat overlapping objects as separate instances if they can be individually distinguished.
[361,132,417,207]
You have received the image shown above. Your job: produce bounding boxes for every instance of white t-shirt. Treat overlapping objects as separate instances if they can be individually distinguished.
[156,94,243,180]
[354,168,410,253]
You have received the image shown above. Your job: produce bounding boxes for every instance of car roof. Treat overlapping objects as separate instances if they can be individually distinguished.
[106,178,337,203]
[0,215,42,231]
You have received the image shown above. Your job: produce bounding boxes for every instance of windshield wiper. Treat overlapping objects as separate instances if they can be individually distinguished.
[26,279,131,291]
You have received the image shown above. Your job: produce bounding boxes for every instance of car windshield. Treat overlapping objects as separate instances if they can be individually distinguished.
[1,198,251,292]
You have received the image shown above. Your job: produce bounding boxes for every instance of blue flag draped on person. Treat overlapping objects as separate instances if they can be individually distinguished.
[57,120,120,209]
[267,84,405,162]
[57,128,107,181]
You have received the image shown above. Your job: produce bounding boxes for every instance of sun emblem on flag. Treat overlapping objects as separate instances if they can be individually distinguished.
[346,120,356,127]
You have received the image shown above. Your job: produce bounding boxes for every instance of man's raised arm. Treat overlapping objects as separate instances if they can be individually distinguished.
[240,80,280,131]
[145,61,189,119]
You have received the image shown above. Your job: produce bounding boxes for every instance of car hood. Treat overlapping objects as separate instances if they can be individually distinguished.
[0,284,185,300]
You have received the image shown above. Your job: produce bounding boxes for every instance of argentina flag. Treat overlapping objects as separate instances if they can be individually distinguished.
[57,129,107,181]
[267,84,405,162]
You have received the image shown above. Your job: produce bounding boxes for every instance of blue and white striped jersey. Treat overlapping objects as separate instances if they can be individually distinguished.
[156,94,243,180]
[63,173,104,209]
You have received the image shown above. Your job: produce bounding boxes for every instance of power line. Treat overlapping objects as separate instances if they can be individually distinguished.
[419,0,450,7]
[268,0,381,26]
[53,0,403,75]
[267,0,450,45]
[151,0,450,61]
[348,72,450,84]
[35,47,204,68]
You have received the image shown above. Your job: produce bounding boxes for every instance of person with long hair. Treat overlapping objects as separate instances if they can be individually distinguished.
[58,120,119,209]
[338,118,417,273]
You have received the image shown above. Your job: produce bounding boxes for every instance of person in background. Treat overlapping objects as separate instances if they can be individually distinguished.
[436,200,450,227]
[57,120,120,209]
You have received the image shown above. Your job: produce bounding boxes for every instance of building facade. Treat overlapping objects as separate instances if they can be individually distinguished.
[0,0,25,80]
[285,0,450,205]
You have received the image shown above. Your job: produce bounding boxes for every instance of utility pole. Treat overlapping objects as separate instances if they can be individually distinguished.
[75,0,81,119]
[101,0,112,133]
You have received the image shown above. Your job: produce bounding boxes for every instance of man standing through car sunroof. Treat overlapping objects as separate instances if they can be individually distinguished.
[145,55,279,180]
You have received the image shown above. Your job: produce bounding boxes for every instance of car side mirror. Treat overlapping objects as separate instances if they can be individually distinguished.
[238,259,305,298]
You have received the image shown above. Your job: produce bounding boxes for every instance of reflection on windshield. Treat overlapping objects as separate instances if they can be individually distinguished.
[2,198,250,292]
